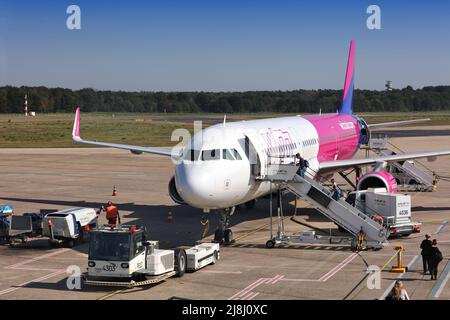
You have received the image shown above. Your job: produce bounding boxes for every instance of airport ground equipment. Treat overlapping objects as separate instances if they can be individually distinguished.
[0,213,44,245]
[83,225,220,288]
[365,136,434,191]
[346,189,421,237]
[390,245,408,273]
[186,243,220,271]
[1,208,97,247]
[42,207,98,247]
[262,161,389,250]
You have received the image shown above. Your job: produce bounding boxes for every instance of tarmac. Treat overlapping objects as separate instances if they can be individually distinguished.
[0,134,449,300]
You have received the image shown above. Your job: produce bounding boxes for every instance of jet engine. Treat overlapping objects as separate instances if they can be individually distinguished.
[357,171,398,193]
[168,176,187,205]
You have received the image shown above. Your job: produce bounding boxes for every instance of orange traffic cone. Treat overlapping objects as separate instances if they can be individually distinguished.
[112,185,118,196]
[167,211,173,224]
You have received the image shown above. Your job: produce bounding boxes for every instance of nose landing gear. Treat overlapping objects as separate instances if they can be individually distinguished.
[211,207,235,244]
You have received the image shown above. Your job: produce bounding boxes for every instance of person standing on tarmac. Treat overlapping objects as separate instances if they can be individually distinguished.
[420,234,432,274]
[429,239,443,280]
[101,201,121,226]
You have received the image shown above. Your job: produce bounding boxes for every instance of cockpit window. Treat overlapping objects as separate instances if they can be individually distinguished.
[223,149,235,160]
[201,149,220,161]
[231,149,242,160]
[183,149,200,161]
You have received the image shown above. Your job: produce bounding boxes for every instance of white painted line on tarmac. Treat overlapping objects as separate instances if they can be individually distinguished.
[228,278,267,300]
[7,267,61,272]
[430,261,450,298]
[435,221,448,235]
[0,269,66,296]
[281,278,319,282]
[244,292,260,300]
[202,270,243,274]
[5,249,70,269]
[379,255,420,300]
[319,253,358,282]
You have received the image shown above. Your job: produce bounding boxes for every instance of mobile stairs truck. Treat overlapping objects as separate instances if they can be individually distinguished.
[259,161,390,251]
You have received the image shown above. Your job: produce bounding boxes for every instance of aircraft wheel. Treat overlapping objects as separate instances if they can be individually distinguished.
[224,229,233,243]
[266,239,275,249]
[214,229,224,243]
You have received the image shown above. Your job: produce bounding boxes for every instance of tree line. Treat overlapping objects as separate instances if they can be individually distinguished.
[1,85,450,114]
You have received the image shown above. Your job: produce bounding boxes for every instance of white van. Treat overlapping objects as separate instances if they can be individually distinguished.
[42,208,98,247]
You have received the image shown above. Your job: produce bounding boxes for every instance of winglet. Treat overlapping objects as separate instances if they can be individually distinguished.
[72,107,81,141]
[339,40,355,115]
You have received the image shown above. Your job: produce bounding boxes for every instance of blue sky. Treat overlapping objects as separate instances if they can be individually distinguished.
[1,0,449,91]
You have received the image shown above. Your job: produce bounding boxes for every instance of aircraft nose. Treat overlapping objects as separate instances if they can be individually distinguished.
[175,163,216,208]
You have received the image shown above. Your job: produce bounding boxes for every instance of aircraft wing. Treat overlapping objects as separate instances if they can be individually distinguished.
[72,107,174,158]
[367,118,430,128]
[318,149,450,174]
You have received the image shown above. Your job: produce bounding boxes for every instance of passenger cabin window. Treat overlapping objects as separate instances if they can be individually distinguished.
[202,149,220,161]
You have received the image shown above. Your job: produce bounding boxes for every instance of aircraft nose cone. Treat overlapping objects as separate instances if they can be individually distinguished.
[175,163,216,208]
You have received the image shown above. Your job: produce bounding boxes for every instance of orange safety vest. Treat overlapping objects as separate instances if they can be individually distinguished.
[106,206,118,220]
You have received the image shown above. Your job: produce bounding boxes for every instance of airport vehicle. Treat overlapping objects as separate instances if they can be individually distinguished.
[346,189,421,237]
[1,208,97,247]
[71,40,450,238]
[83,225,219,287]
[42,208,98,247]
[0,213,45,245]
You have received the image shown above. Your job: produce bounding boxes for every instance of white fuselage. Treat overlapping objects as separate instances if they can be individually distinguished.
[175,116,322,209]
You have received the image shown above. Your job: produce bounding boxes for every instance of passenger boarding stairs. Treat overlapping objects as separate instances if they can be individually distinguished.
[262,163,389,249]
[368,136,434,191]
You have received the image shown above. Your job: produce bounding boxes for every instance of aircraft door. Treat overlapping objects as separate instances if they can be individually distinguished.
[244,132,267,179]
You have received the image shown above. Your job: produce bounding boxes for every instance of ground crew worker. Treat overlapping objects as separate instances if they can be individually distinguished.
[420,234,432,275]
[373,215,384,225]
[102,201,121,226]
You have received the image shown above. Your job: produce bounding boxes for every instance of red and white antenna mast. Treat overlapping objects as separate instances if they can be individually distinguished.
[24,94,28,116]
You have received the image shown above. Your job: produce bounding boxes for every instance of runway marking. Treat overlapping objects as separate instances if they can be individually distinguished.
[430,261,450,298]
[379,255,420,300]
[0,269,66,296]
[228,278,268,300]
[4,249,70,269]
[97,289,126,301]
[228,252,359,299]
[243,291,259,300]
[0,249,72,296]
[318,253,358,282]
[435,221,448,235]
[202,270,243,274]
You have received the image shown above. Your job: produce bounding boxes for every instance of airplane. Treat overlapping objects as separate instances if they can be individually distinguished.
[72,40,450,240]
